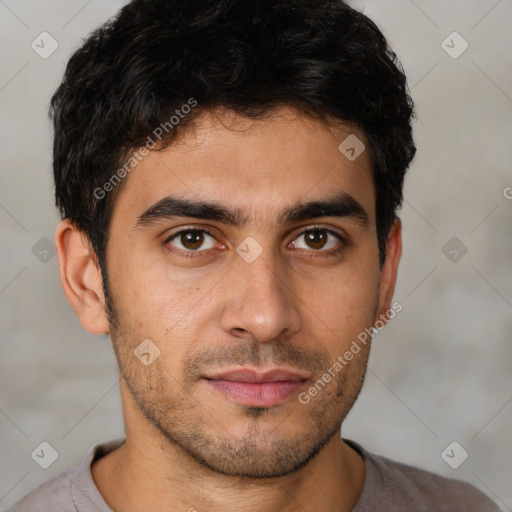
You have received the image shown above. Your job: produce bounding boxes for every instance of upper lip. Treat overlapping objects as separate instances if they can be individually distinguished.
[203,367,309,383]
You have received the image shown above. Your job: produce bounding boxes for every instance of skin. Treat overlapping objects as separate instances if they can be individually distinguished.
[56,106,402,512]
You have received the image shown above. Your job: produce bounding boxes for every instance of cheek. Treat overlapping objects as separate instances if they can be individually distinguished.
[108,231,380,343]
[302,265,379,344]
[108,273,201,384]
[113,262,213,347]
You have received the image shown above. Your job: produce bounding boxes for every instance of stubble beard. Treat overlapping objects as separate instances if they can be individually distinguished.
[106,293,371,479]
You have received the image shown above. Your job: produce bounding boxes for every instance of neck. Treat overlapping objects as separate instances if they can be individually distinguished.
[92,428,365,512]
[92,378,365,512]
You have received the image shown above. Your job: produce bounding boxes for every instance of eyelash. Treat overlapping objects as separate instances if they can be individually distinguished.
[164,226,347,260]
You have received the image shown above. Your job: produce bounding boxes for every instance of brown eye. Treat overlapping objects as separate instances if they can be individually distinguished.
[304,230,328,250]
[180,231,204,250]
[292,228,343,253]
[166,229,217,252]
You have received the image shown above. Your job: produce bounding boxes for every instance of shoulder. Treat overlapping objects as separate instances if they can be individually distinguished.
[372,453,499,511]
[347,440,501,512]
[6,438,123,512]
[6,470,75,512]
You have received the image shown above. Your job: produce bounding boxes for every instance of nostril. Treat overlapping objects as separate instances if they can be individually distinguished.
[231,327,249,337]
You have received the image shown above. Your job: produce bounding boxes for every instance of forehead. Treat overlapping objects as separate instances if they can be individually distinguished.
[111,106,376,228]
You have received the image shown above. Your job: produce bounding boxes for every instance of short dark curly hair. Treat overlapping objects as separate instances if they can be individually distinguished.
[50,0,416,299]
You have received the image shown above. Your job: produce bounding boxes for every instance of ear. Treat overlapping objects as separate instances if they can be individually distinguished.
[375,218,402,325]
[55,219,109,334]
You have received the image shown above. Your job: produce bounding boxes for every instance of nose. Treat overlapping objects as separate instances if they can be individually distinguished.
[218,245,303,344]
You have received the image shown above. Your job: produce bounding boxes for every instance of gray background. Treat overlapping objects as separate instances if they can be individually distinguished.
[1,0,511,510]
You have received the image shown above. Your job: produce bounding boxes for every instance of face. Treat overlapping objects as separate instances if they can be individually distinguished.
[103,107,390,478]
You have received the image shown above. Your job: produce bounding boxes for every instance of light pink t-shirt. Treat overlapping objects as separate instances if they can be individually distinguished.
[7,438,501,512]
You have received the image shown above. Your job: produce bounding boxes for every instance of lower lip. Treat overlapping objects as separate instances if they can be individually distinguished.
[204,379,307,407]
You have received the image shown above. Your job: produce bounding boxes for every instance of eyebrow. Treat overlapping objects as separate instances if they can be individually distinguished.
[134,191,369,230]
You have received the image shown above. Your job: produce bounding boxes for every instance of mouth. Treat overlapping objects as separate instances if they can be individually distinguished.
[202,367,310,407]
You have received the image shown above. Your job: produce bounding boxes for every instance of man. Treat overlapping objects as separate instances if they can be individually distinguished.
[8,0,500,510]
